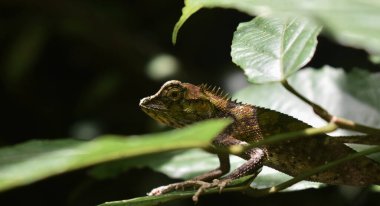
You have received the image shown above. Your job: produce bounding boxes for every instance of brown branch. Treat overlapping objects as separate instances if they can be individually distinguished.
[281,80,380,135]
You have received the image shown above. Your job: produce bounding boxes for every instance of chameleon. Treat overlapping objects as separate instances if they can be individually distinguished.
[139,80,380,200]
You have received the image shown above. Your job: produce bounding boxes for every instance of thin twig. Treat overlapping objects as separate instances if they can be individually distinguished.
[229,123,338,155]
[281,80,380,135]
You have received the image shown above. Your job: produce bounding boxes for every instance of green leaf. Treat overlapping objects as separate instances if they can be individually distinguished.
[234,66,380,135]
[253,167,323,191]
[89,149,221,180]
[372,185,380,192]
[172,2,202,44]
[90,149,249,180]
[231,16,321,83]
[174,0,380,55]
[369,55,380,65]
[0,119,230,192]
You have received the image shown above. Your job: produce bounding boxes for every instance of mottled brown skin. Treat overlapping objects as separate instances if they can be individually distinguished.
[140,80,380,192]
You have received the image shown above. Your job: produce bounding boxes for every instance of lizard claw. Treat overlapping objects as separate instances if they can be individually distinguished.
[213,179,231,193]
[192,179,232,202]
[147,185,169,196]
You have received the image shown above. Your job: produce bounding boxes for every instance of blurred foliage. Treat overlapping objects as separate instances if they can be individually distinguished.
[0,1,380,206]
[0,119,229,192]
[174,0,380,55]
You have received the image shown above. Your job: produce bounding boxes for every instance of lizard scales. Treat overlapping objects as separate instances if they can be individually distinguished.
[140,80,380,187]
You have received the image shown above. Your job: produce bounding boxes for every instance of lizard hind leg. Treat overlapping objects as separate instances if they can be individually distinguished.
[193,153,230,181]
[148,143,265,202]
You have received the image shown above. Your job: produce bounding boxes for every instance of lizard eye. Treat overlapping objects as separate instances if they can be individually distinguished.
[167,88,182,101]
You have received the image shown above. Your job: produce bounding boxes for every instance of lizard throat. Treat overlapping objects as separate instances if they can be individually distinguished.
[141,107,186,128]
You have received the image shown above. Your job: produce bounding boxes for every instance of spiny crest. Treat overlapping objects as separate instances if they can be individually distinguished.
[199,83,245,105]
[199,83,230,100]
[229,97,242,104]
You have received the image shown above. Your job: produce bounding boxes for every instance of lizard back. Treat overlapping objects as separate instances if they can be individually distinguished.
[254,106,380,186]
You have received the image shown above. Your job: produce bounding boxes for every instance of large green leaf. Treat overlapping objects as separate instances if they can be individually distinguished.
[173,0,380,55]
[89,149,221,180]
[234,66,380,135]
[231,16,321,83]
[90,149,246,180]
[0,119,230,192]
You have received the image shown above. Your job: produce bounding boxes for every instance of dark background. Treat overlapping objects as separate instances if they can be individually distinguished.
[0,1,379,205]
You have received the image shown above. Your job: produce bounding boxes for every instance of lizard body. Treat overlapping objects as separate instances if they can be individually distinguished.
[139,80,380,194]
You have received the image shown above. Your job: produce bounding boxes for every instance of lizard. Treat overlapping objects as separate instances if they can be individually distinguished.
[139,80,380,201]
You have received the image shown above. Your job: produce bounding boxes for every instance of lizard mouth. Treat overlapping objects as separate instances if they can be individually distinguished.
[139,97,168,111]
[140,97,180,127]
[139,97,189,128]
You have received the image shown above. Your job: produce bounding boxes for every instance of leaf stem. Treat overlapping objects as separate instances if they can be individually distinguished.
[281,80,380,135]
[229,123,338,155]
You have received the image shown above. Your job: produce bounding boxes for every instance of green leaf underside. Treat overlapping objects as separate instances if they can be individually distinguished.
[89,149,222,180]
[234,65,380,161]
[234,66,380,136]
[0,119,230,192]
[231,16,321,83]
[173,0,380,55]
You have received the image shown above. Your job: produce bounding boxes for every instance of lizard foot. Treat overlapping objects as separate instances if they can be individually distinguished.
[192,179,231,202]
[147,179,232,202]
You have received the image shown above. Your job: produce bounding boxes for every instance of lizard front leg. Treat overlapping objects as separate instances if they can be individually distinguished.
[193,153,230,181]
[223,147,266,180]
[212,133,266,181]
[147,135,232,196]
[147,153,230,196]
[148,134,266,201]
[188,145,266,202]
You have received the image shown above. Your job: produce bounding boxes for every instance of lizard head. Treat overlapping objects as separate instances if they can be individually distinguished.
[139,80,222,128]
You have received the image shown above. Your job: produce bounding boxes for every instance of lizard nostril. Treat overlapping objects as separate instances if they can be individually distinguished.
[139,97,150,107]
